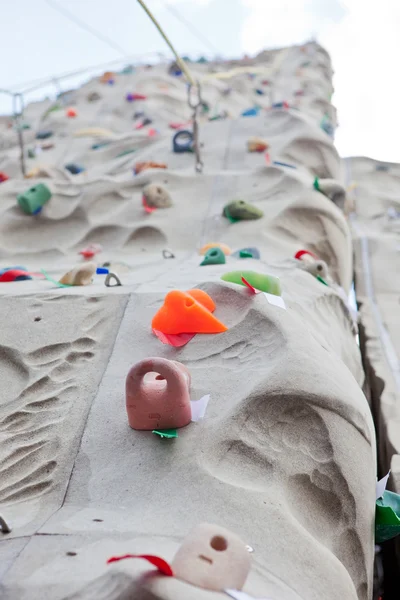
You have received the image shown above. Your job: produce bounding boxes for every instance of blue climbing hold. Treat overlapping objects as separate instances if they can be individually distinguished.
[173,130,194,153]
[96,267,109,275]
[241,107,259,117]
[65,163,84,174]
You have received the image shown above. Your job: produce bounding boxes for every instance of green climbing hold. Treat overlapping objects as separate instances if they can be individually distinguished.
[376,490,400,543]
[221,270,281,296]
[313,177,320,191]
[17,183,52,215]
[152,429,178,439]
[223,200,263,222]
[200,247,226,266]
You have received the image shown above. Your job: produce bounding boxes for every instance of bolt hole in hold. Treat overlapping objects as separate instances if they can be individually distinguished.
[155,375,165,380]
[93,518,103,522]
[317,264,323,271]
[34,316,41,322]
[210,250,218,256]
[210,535,228,551]
[66,551,77,556]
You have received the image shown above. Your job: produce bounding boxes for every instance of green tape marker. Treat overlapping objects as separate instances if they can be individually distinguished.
[152,429,178,439]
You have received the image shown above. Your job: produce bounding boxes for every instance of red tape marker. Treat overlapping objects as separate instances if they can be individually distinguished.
[294,249,317,261]
[153,329,196,347]
[107,553,174,576]
[241,276,258,294]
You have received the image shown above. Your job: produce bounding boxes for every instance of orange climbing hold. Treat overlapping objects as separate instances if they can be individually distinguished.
[186,288,216,312]
[152,290,227,335]
[199,242,231,256]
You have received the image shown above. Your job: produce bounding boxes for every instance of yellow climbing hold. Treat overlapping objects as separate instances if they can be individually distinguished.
[73,128,115,138]
[199,242,232,256]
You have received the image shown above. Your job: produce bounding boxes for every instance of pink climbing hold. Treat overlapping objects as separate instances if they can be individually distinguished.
[125,357,192,430]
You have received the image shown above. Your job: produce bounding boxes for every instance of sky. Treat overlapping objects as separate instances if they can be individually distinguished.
[1,0,398,162]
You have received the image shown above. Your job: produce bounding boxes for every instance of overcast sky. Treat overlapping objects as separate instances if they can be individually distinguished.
[1,0,398,162]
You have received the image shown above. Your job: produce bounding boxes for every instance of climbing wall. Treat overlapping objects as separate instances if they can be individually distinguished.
[0,43,377,600]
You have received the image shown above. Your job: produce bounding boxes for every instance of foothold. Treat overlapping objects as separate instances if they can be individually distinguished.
[0,171,9,182]
[35,130,53,140]
[200,243,231,256]
[171,523,251,592]
[313,178,346,209]
[221,270,281,296]
[79,244,102,259]
[17,183,52,215]
[126,357,192,430]
[232,247,260,259]
[247,137,269,153]
[223,200,263,222]
[255,88,264,95]
[27,148,36,159]
[41,143,54,151]
[65,163,84,174]
[59,262,96,286]
[169,121,189,130]
[241,107,259,117]
[134,117,152,129]
[200,247,226,266]
[134,161,167,175]
[272,161,296,169]
[126,93,147,101]
[96,267,109,275]
[152,289,227,335]
[168,61,183,76]
[271,101,289,109]
[105,272,122,287]
[376,490,400,543]
[376,164,390,172]
[133,111,146,120]
[162,249,175,259]
[100,71,115,83]
[173,130,194,153]
[87,91,101,102]
[66,107,78,118]
[142,183,173,209]
[0,515,11,534]
[0,269,32,282]
[92,141,112,150]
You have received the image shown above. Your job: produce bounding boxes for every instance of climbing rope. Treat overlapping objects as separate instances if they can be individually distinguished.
[136,0,203,173]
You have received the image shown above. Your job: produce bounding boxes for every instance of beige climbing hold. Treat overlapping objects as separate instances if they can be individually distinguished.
[247,136,269,153]
[315,178,346,210]
[300,259,329,280]
[142,183,172,209]
[59,262,96,286]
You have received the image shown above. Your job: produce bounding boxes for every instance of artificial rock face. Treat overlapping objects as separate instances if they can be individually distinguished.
[0,42,376,600]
